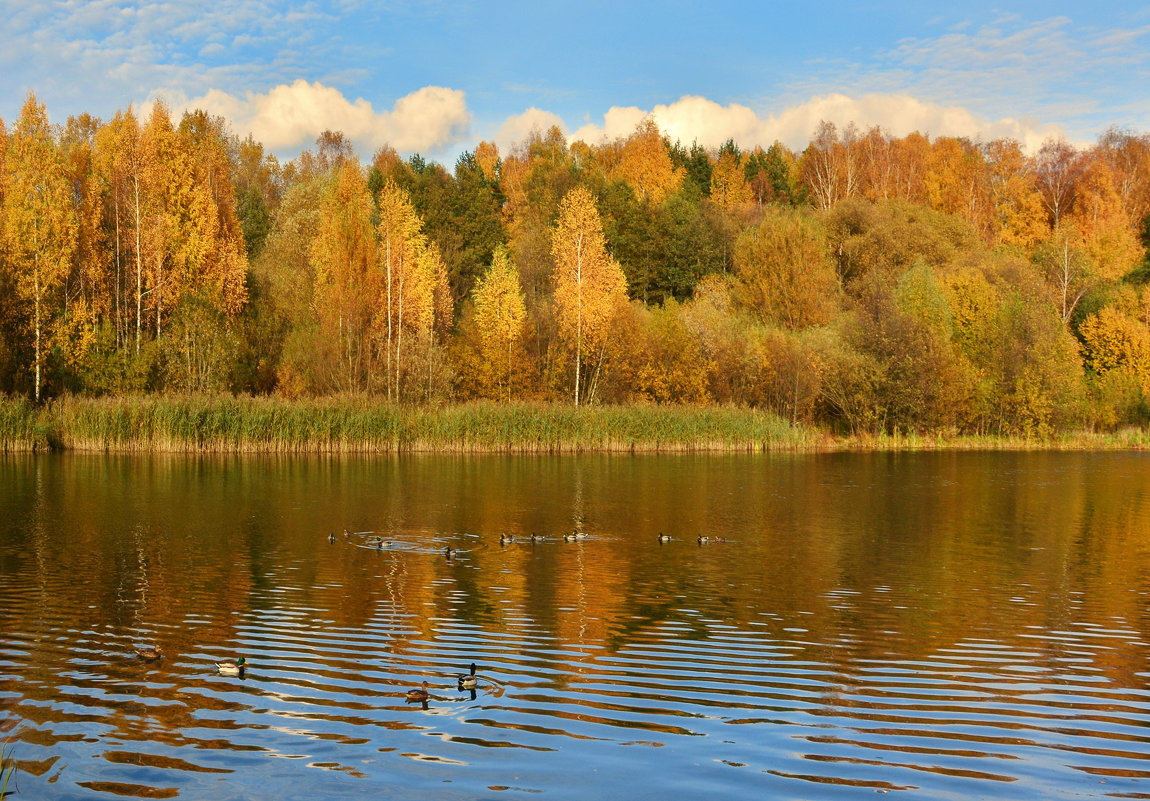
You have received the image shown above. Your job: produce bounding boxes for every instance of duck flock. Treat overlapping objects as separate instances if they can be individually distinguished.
[129,527,729,705]
[131,642,482,709]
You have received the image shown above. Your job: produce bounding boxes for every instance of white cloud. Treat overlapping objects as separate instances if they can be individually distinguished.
[566,93,1066,153]
[183,80,471,154]
[493,107,567,152]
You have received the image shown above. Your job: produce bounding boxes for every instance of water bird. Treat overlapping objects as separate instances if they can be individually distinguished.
[405,680,431,702]
[368,536,391,548]
[342,528,351,540]
[499,533,513,545]
[444,546,455,559]
[134,645,163,661]
[697,536,710,544]
[531,532,544,543]
[564,531,587,542]
[217,657,246,676]
[328,532,336,544]
[458,662,478,690]
[657,533,671,543]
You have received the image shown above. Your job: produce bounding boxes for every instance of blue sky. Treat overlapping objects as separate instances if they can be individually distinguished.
[3,1,1149,162]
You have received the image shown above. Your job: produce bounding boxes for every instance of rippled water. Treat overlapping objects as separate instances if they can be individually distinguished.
[0,452,1148,799]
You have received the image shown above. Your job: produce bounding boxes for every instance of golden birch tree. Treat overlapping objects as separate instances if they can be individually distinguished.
[311,161,377,391]
[473,245,527,401]
[376,178,425,399]
[709,149,753,210]
[551,185,627,406]
[2,93,77,401]
[611,119,683,205]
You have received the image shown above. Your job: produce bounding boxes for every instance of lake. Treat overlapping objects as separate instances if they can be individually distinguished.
[0,452,1148,800]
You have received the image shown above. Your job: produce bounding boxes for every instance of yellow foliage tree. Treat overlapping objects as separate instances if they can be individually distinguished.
[1067,157,1145,279]
[311,161,377,392]
[709,149,753,210]
[473,245,527,402]
[611,119,683,205]
[376,178,426,399]
[551,185,628,406]
[734,207,838,329]
[924,137,992,239]
[474,140,500,183]
[984,139,1048,249]
[2,93,77,401]
[1080,306,1150,403]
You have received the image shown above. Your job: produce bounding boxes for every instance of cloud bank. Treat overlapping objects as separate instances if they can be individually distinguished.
[185,80,471,154]
[568,93,1066,154]
[174,81,1071,162]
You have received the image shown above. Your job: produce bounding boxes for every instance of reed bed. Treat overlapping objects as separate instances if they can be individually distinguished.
[2,395,1147,454]
[0,395,814,453]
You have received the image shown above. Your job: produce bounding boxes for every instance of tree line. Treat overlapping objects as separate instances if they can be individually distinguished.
[2,93,1149,434]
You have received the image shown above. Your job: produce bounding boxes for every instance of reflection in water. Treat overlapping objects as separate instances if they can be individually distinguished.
[0,452,1148,799]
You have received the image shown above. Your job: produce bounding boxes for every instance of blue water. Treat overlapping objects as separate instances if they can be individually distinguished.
[0,452,1148,799]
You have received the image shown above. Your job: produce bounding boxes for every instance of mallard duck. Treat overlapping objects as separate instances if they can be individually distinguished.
[217,657,246,676]
[499,533,513,545]
[530,532,544,543]
[712,536,727,543]
[657,533,671,543]
[444,546,455,559]
[458,662,478,690]
[328,532,336,544]
[367,536,391,548]
[697,536,710,544]
[563,531,587,542]
[134,645,163,661]
[405,680,431,702]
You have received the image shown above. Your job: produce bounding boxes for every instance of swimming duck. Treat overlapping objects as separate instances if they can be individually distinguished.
[328,532,336,544]
[697,536,710,544]
[217,657,246,676]
[368,536,391,548]
[563,531,587,542]
[134,646,163,661]
[657,533,671,543]
[458,662,478,690]
[405,680,431,702]
[499,533,513,545]
[530,532,544,543]
[444,546,455,559]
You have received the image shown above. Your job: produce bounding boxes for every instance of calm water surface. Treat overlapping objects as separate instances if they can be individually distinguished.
[0,452,1148,800]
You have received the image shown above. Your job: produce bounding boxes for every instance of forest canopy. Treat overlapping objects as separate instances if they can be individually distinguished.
[2,92,1150,436]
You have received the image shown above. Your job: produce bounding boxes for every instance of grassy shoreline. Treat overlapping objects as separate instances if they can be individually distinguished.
[1,395,1148,454]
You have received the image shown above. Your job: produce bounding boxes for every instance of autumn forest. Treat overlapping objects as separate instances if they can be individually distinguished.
[3,92,1150,437]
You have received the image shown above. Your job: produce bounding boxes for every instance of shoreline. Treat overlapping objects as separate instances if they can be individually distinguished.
[2,395,1148,454]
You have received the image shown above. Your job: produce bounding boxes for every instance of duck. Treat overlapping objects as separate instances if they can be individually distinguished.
[328,532,336,544]
[712,536,727,543]
[530,532,544,543]
[499,533,513,545]
[216,657,246,676]
[444,546,455,560]
[458,662,478,690]
[368,536,391,548]
[697,536,710,544]
[657,533,671,543]
[405,680,431,702]
[563,531,587,542]
[134,645,163,661]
